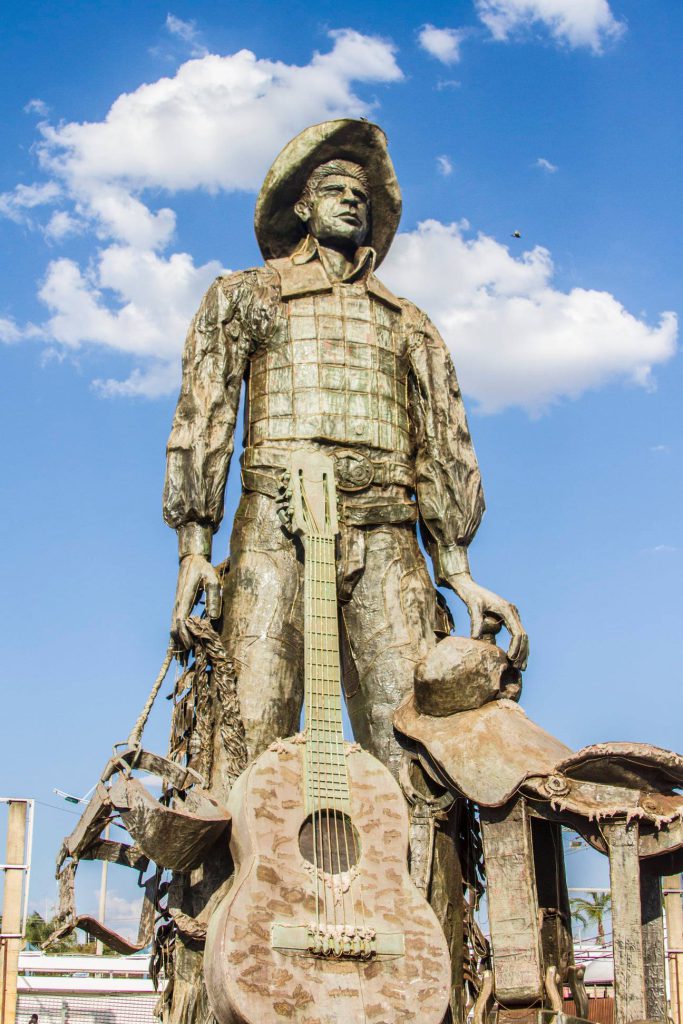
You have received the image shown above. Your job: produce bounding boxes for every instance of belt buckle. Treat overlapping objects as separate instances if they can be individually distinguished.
[333,449,375,492]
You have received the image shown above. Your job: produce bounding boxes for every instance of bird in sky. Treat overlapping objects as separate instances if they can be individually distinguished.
[511,230,522,238]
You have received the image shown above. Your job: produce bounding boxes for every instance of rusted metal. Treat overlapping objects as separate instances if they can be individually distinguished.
[640,864,667,1020]
[53,115,683,1024]
[110,777,230,873]
[394,698,572,807]
[204,741,451,1024]
[605,819,648,1023]
[479,800,544,1004]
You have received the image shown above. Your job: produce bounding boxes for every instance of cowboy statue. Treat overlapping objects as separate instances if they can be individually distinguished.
[163,119,528,1019]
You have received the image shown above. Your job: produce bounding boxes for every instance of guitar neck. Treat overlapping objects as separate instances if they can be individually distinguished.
[303,534,348,808]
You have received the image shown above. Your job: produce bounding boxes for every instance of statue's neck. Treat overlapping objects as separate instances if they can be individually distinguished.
[317,243,358,282]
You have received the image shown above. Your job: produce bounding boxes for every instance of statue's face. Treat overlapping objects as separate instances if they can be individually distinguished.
[296,174,370,249]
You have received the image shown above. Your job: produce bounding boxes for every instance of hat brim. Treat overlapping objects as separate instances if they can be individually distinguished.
[254,119,402,269]
[394,696,572,807]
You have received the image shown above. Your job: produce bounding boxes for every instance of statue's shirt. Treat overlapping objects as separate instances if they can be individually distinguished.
[248,262,411,455]
[163,245,485,581]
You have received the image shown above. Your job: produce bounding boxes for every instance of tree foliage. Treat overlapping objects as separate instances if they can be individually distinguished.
[5,912,113,955]
[570,891,612,945]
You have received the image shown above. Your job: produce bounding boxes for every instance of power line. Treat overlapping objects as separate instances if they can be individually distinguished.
[32,800,81,817]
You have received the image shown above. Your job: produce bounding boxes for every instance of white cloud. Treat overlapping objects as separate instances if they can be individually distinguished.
[165,14,208,57]
[650,444,670,454]
[4,25,673,415]
[0,317,25,343]
[0,316,42,344]
[44,210,84,241]
[2,29,403,396]
[24,98,50,117]
[36,30,402,200]
[437,155,454,177]
[475,0,625,52]
[106,892,143,933]
[418,25,465,65]
[73,888,142,941]
[382,219,677,414]
[38,247,222,357]
[0,181,61,223]
[536,156,558,173]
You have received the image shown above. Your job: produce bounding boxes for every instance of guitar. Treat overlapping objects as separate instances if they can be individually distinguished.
[204,450,451,1024]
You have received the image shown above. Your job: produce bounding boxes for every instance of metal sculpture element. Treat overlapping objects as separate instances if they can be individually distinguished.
[204,451,451,1023]
[49,118,683,1024]
[162,118,527,1020]
[394,634,683,1022]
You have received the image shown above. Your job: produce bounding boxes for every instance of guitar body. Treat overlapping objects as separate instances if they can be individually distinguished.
[205,738,451,1024]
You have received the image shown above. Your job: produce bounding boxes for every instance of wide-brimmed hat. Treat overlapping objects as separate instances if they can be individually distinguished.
[254,119,402,269]
[393,637,568,807]
[412,635,521,718]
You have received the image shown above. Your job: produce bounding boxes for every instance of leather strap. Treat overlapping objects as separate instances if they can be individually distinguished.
[241,467,418,527]
[242,445,415,489]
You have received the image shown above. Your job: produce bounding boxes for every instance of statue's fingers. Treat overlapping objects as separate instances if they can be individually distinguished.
[176,617,193,651]
[470,602,484,639]
[205,581,222,620]
[501,605,524,666]
[518,636,530,672]
[508,625,529,670]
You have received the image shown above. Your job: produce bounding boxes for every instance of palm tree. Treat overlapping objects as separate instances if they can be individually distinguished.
[570,891,612,945]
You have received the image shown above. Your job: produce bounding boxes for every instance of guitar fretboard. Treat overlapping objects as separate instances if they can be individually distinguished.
[304,534,350,812]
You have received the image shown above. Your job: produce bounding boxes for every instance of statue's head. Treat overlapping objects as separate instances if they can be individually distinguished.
[293,160,370,251]
[255,119,401,269]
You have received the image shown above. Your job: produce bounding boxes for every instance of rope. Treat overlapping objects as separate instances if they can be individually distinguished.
[125,621,248,790]
[127,641,176,748]
[184,617,248,784]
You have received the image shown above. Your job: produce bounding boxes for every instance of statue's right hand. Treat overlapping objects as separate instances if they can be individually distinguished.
[171,555,222,650]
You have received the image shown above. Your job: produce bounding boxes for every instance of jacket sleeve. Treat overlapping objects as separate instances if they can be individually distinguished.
[163,272,251,533]
[405,300,485,583]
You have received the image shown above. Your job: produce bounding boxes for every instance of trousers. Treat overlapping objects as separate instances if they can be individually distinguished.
[192,490,464,1021]
[212,489,447,788]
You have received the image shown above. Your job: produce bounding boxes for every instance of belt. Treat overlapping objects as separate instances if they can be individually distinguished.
[242,445,415,492]
[241,466,418,527]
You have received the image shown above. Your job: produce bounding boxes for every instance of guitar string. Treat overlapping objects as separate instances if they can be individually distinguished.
[321,531,345,940]
[328,560,361,939]
[314,517,366,935]
[304,532,322,935]
[303,494,334,936]
[320,520,360,946]
[315,531,337,934]
[313,531,331,933]
[330,531,368,934]
[321,531,352,941]
[320,531,347,943]
[302,483,324,936]
[303,474,374,951]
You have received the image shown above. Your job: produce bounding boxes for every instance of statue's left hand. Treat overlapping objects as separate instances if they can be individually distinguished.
[171,554,222,650]
[447,573,529,670]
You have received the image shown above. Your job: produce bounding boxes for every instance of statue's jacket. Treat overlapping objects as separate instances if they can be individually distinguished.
[163,240,485,581]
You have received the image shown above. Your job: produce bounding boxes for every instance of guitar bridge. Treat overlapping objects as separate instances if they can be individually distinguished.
[271,923,404,960]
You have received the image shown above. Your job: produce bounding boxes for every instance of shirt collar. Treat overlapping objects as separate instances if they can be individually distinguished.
[291,234,377,282]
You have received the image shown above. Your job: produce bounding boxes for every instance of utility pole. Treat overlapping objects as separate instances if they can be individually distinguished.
[95,823,110,956]
[665,873,683,1024]
[53,785,108,955]
[1,800,29,1024]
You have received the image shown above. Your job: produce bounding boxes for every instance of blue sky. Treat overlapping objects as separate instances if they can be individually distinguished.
[1,0,681,935]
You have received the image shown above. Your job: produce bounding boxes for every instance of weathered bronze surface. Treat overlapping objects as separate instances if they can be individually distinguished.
[49,116,683,1023]
[164,119,528,678]
[394,698,573,806]
[161,119,528,1021]
[205,741,451,1024]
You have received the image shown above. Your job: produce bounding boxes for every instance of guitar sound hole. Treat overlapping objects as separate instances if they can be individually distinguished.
[299,811,360,875]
